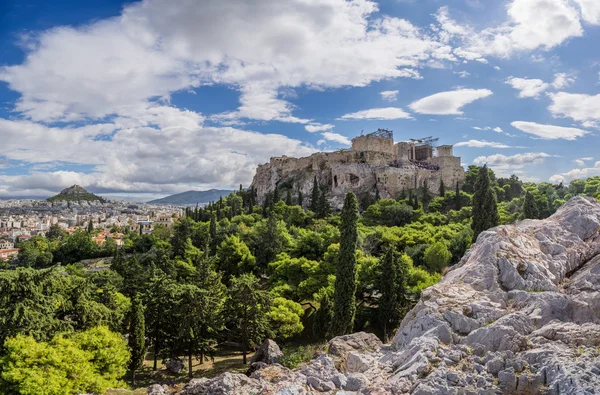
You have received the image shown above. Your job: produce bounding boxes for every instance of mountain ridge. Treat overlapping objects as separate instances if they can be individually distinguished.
[148,189,234,205]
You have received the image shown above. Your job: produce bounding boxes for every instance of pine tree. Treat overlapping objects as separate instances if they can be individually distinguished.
[471,165,499,239]
[522,190,539,219]
[310,176,320,212]
[439,179,445,197]
[285,190,293,206]
[273,187,280,203]
[332,192,359,336]
[454,181,461,210]
[128,294,146,386]
[87,220,93,234]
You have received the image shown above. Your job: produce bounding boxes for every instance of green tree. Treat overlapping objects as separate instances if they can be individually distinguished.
[217,235,256,279]
[127,294,146,386]
[522,190,539,219]
[267,297,304,340]
[209,212,217,256]
[297,186,304,209]
[310,176,319,212]
[226,274,272,364]
[46,224,64,240]
[87,220,94,234]
[316,187,331,218]
[377,248,409,342]
[285,190,293,206]
[423,242,452,273]
[312,290,334,340]
[454,181,461,210]
[332,193,359,336]
[471,165,499,239]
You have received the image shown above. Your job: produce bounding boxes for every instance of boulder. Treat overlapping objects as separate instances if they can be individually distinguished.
[147,384,172,395]
[164,358,186,374]
[250,339,283,365]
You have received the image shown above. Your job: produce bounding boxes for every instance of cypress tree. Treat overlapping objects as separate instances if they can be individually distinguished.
[439,179,445,197]
[297,187,304,209]
[332,192,359,336]
[209,213,217,256]
[471,165,499,239]
[87,220,93,234]
[375,186,381,201]
[310,176,320,212]
[273,186,280,203]
[285,190,293,206]
[128,294,146,386]
[455,181,461,210]
[312,290,333,340]
[316,187,331,218]
[378,248,396,342]
[522,190,539,219]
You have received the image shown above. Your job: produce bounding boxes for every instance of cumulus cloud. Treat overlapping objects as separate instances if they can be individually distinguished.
[510,121,589,140]
[548,92,600,122]
[473,152,552,167]
[505,77,549,98]
[550,161,600,183]
[339,107,412,120]
[454,140,523,148]
[321,132,351,145]
[574,0,600,24]
[305,123,334,133]
[0,0,456,124]
[409,89,492,115]
[380,90,399,101]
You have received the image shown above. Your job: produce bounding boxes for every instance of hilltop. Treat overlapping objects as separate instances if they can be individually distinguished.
[148,189,234,205]
[47,185,106,204]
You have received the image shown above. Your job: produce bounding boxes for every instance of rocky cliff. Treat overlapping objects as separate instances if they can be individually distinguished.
[150,196,600,394]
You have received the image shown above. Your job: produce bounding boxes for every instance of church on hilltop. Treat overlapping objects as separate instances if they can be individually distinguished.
[250,129,465,209]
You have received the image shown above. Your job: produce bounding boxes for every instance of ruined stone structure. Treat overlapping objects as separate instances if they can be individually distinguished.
[250,129,465,208]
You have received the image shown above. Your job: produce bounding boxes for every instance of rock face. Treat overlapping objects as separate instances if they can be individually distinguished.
[250,339,283,365]
[149,197,600,394]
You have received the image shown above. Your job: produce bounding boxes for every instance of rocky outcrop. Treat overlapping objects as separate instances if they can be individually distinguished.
[250,339,284,365]
[148,197,600,394]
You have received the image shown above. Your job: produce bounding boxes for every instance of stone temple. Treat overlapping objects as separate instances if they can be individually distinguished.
[250,129,465,208]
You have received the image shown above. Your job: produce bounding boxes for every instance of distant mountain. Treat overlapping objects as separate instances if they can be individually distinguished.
[47,185,106,203]
[148,189,234,205]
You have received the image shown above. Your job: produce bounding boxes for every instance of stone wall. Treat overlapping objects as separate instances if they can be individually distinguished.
[351,135,395,157]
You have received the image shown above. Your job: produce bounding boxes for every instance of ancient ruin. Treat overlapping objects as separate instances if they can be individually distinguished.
[250,129,465,208]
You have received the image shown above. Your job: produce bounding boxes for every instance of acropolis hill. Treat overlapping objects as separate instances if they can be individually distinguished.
[250,129,465,208]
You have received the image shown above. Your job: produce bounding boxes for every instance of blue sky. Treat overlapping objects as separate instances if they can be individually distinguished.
[0,0,599,199]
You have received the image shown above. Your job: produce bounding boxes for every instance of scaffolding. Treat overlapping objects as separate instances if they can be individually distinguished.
[367,128,393,139]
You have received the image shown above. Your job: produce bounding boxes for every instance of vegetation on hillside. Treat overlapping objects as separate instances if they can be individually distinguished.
[4,168,600,393]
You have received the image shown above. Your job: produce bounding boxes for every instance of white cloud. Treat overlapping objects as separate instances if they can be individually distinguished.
[548,92,600,122]
[454,140,522,148]
[473,126,504,133]
[493,127,503,133]
[550,161,600,183]
[0,0,455,124]
[511,121,589,140]
[574,0,600,24]
[473,152,552,167]
[305,123,334,133]
[505,77,549,98]
[436,0,586,59]
[551,73,576,89]
[454,71,470,78]
[321,132,351,145]
[339,107,412,120]
[409,88,492,115]
[380,90,399,102]
[574,159,586,167]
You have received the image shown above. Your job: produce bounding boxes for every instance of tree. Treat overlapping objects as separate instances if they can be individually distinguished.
[471,165,499,239]
[209,212,217,256]
[522,190,539,219]
[439,179,445,197]
[217,235,256,279]
[454,181,461,210]
[0,326,129,395]
[127,294,146,386]
[297,186,304,209]
[267,297,304,340]
[332,193,358,336]
[285,190,293,206]
[87,220,94,234]
[226,274,272,364]
[423,242,452,273]
[316,187,331,218]
[312,290,333,340]
[377,248,409,342]
[310,176,319,212]
[254,214,286,272]
[46,223,64,240]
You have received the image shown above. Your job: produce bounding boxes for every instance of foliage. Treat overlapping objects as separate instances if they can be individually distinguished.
[471,165,499,239]
[127,295,146,385]
[332,193,359,336]
[267,297,305,340]
[423,242,452,273]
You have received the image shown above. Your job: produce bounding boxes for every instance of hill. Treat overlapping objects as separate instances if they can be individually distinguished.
[148,189,234,205]
[47,185,106,203]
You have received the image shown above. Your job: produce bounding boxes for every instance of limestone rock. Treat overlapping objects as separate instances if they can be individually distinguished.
[250,339,283,364]
[164,358,186,374]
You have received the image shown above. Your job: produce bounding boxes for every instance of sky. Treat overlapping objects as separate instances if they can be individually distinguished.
[0,0,599,200]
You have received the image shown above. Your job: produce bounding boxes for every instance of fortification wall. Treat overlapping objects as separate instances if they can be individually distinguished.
[351,135,395,156]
